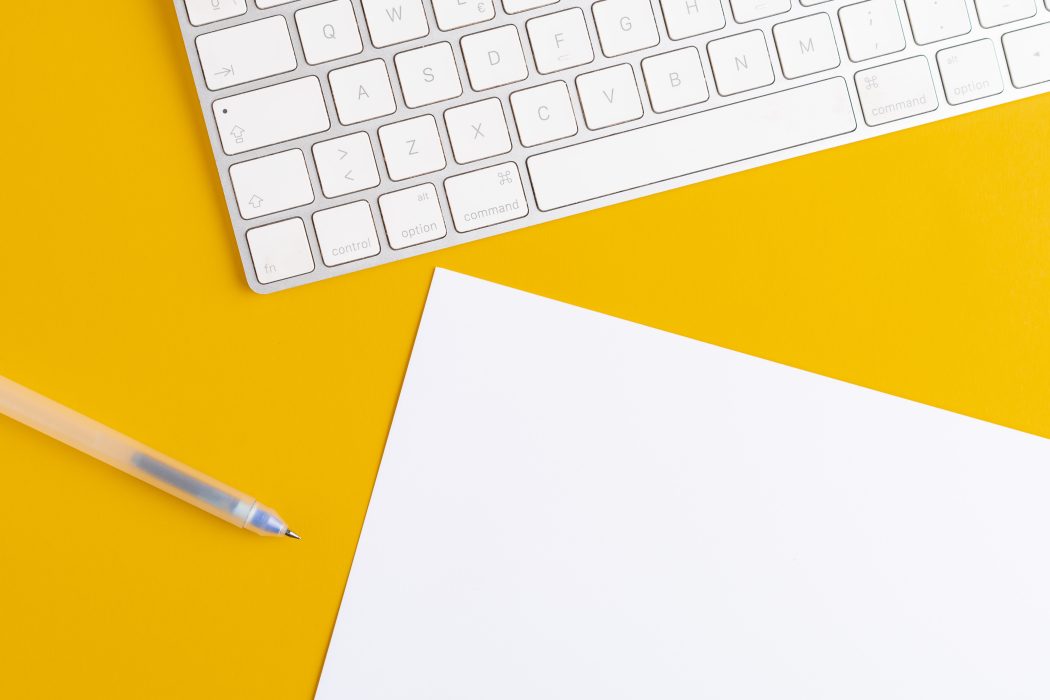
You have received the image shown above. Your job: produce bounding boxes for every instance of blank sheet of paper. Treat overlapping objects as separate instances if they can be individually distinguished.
[316,269,1050,699]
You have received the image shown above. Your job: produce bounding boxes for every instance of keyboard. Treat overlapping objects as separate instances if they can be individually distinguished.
[174,0,1050,293]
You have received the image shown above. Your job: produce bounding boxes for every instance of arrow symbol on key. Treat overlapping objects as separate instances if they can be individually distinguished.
[214,65,235,78]
[338,149,348,160]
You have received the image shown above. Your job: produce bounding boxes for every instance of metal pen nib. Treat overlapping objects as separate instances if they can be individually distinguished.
[285,529,302,540]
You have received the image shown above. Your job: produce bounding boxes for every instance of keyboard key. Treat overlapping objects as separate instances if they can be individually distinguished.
[730,0,791,23]
[502,0,559,13]
[433,0,496,30]
[800,0,832,5]
[855,56,938,126]
[444,98,513,164]
[658,0,726,39]
[313,202,381,266]
[774,14,841,79]
[461,26,530,91]
[196,17,297,91]
[395,42,463,107]
[527,78,856,210]
[445,163,529,232]
[641,47,710,112]
[903,0,970,45]
[230,149,314,220]
[361,0,430,47]
[379,184,448,249]
[213,77,331,155]
[527,9,595,74]
[330,60,398,125]
[312,133,382,198]
[1002,23,1050,87]
[257,0,299,6]
[937,39,1003,104]
[839,0,906,62]
[246,218,315,284]
[708,30,775,96]
[295,1,365,65]
[378,115,447,180]
[185,0,247,27]
[577,64,644,129]
[593,0,661,57]
[974,0,1036,27]
[510,81,579,146]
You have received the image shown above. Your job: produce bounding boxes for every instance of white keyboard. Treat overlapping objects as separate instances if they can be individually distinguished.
[174,0,1050,293]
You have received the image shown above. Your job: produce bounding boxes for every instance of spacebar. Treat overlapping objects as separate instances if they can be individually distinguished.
[527,78,856,211]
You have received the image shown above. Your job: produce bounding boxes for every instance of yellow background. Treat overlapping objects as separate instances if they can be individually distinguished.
[1,3,1047,698]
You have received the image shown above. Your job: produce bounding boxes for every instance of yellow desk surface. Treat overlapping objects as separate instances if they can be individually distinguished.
[1,4,1047,698]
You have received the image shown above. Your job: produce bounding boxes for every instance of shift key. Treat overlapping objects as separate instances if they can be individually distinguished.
[855,56,938,126]
[445,163,529,233]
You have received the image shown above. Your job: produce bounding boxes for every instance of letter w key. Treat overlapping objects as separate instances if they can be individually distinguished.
[362,0,430,47]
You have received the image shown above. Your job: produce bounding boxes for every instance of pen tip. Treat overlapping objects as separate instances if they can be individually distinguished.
[285,529,302,540]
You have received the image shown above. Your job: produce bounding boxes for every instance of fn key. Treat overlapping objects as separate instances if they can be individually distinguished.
[246,219,316,285]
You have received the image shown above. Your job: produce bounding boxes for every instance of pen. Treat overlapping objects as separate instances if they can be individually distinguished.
[0,374,299,539]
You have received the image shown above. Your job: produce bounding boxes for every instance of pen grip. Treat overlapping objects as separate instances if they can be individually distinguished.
[0,375,256,528]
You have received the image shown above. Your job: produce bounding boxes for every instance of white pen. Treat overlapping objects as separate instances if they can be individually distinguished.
[0,374,299,539]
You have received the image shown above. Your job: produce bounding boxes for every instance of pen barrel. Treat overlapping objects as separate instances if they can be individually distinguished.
[0,375,256,529]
